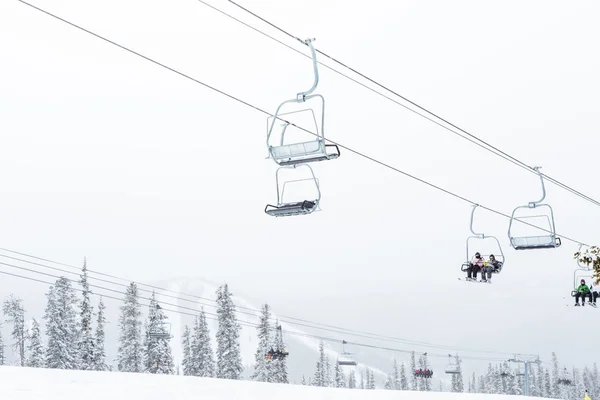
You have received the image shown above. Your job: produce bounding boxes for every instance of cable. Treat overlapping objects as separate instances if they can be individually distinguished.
[13,0,590,247]
[224,0,600,209]
[0,265,518,362]
[0,250,535,357]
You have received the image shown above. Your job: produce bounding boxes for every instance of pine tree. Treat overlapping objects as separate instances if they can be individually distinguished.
[551,352,560,398]
[0,321,4,365]
[451,355,464,392]
[418,354,431,391]
[410,351,418,390]
[191,308,215,377]
[215,284,243,379]
[334,362,346,388]
[271,322,288,384]
[301,375,306,385]
[385,375,393,389]
[92,297,107,371]
[544,369,552,399]
[78,259,95,370]
[348,369,356,389]
[26,318,44,368]
[366,367,376,389]
[182,325,192,376]
[44,278,80,369]
[3,295,26,366]
[313,340,327,387]
[251,304,272,382]
[359,370,365,389]
[143,293,174,374]
[325,355,332,387]
[117,282,143,372]
[537,363,546,397]
[392,359,400,390]
[400,362,408,390]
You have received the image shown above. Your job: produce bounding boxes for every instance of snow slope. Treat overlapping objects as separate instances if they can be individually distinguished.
[1,365,546,400]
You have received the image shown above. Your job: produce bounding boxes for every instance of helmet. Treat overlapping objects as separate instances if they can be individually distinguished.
[489,254,495,259]
[475,252,481,258]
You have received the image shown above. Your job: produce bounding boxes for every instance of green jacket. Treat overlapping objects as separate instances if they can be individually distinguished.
[577,284,591,293]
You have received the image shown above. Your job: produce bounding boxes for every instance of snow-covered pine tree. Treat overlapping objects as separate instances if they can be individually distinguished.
[392,359,400,390]
[477,372,486,393]
[451,354,464,392]
[537,363,545,397]
[385,375,393,389]
[365,368,371,389]
[592,363,600,400]
[215,284,243,380]
[367,367,376,389]
[348,369,356,388]
[78,258,95,370]
[117,282,143,372]
[325,355,333,387]
[359,369,365,389]
[301,375,306,385]
[0,321,4,365]
[271,321,288,384]
[334,362,346,388]
[251,304,272,382]
[313,340,326,387]
[418,354,431,391]
[191,308,215,377]
[182,325,192,376]
[26,318,44,368]
[551,352,560,398]
[583,367,594,400]
[410,351,418,390]
[544,369,552,399]
[528,364,539,397]
[143,293,175,374]
[93,297,107,371]
[44,278,80,369]
[3,295,26,366]
[573,367,585,400]
[400,361,408,390]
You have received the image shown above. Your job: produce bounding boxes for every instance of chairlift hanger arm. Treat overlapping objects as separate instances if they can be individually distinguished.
[529,167,546,207]
[297,38,319,102]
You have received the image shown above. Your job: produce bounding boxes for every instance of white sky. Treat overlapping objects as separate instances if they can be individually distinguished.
[0,0,599,373]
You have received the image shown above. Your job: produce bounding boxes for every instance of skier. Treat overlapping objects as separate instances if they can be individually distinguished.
[466,252,484,281]
[584,390,590,400]
[481,254,503,282]
[591,281,599,306]
[575,279,592,306]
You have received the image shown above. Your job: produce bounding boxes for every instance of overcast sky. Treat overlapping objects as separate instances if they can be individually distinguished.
[1,0,599,374]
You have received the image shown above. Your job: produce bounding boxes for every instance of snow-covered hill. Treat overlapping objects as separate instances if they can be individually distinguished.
[0,365,547,400]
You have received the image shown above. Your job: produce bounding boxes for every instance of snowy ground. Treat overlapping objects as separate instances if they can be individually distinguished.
[1,366,546,400]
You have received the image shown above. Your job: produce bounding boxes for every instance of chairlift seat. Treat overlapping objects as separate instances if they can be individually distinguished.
[445,366,460,374]
[510,235,561,250]
[265,200,317,217]
[337,358,357,366]
[270,141,340,166]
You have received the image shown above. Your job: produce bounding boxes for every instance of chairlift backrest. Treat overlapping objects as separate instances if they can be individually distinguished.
[508,167,561,250]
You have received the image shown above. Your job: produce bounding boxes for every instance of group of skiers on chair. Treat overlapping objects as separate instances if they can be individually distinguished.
[465,252,503,282]
[573,279,599,307]
[414,369,433,378]
[266,347,289,361]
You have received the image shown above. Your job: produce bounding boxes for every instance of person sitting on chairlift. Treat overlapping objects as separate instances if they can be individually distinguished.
[590,281,599,306]
[481,254,502,283]
[466,252,484,281]
[575,279,592,307]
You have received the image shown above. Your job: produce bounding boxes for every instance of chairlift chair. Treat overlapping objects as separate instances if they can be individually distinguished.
[337,340,357,366]
[571,269,595,299]
[265,164,321,217]
[460,205,505,274]
[266,39,340,167]
[575,244,595,271]
[558,368,573,386]
[148,321,171,339]
[444,354,461,374]
[508,167,561,250]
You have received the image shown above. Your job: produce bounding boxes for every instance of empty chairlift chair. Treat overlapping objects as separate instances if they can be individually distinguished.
[266,38,340,167]
[148,321,171,340]
[444,354,461,375]
[264,164,321,217]
[460,205,505,275]
[337,340,357,366]
[508,167,561,250]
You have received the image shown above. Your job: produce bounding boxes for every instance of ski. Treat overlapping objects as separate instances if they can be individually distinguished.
[458,278,491,284]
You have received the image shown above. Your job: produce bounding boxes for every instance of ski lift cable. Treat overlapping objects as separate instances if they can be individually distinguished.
[13,0,590,247]
[222,0,600,209]
[0,253,534,357]
[0,267,517,362]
